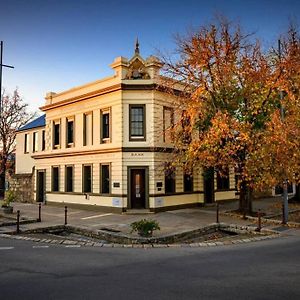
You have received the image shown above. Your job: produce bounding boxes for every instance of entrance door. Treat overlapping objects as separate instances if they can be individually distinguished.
[36,171,45,202]
[204,168,215,203]
[130,169,146,209]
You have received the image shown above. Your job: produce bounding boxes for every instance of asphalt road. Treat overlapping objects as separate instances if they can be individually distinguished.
[0,234,299,300]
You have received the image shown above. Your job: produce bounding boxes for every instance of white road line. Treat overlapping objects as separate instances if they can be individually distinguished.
[33,245,49,249]
[81,213,113,220]
[65,245,81,248]
[0,247,14,250]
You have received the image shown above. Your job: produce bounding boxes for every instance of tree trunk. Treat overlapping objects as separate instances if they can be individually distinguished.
[0,158,7,198]
[239,179,253,215]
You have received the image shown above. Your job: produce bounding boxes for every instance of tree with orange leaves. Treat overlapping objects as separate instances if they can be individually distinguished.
[161,17,299,214]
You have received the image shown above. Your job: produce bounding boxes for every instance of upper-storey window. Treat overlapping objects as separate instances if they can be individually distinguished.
[66,117,74,147]
[24,133,30,153]
[101,108,111,143]
[33,132,38,152]
[53,121,60,149]
[83,112,93,146]
[42,130,46,151]
[129,104,145,141]
[163,107,174,143]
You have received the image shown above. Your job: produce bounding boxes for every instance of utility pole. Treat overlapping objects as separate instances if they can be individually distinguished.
[278,39,289,224]
[0,41,14,115]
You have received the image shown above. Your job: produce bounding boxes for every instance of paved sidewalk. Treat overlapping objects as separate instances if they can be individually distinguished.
[1,198,295,237]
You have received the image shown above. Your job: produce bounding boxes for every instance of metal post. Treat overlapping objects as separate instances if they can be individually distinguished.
[256,209,262,232]
[64,206,67,225]
[16,210,20,233]
[278,39,289,224]
[216,201,219,223]
[38,203,41,222]
[0,41,3,114]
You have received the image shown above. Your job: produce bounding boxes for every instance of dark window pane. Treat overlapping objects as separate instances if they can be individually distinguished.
[83,166,92,193]
[24,134,28,153]
[102,113,110,139]
[217,170,230,190]
[67,120,74,144]
[54,123,60,146]
[101,165,110,194]
[165,166,176,194]
[184,172,193,192]
[66,166,73,192]
[130,106,144,138]
[42,131,45,151]
[52,167,59,192]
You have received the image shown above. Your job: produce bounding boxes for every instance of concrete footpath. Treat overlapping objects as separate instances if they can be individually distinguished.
[1,197,297,237]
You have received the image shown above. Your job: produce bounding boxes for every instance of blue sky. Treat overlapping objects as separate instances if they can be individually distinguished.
[0,0,299,111]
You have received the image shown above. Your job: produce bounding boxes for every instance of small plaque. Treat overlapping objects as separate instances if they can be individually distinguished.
[113,182,120,188]
[112,198,121,207]
[156,182,163,188]
[155,197,164,207]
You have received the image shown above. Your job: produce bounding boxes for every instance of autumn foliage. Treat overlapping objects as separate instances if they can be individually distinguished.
[161,18,300,213]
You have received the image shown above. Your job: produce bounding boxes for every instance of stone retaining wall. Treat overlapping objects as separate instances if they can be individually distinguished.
[7,173,34,203]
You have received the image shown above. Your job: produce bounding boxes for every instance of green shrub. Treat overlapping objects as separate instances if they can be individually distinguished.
[130,219,160,237]
[3,190,15,207]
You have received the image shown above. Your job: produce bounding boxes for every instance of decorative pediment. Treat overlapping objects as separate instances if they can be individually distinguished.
[125,57,150,80]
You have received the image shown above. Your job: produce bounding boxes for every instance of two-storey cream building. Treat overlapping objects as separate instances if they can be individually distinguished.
[15,44,236,212]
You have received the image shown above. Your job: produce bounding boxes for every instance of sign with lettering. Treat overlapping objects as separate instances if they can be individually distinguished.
[155,197,164,207]
[112,198,121,207]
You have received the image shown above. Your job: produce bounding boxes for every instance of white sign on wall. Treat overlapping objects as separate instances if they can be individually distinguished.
[112,198,122,207]
[155,197,164,207]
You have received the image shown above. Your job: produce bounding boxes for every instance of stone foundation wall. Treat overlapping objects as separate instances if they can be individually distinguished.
[7,173,34,203]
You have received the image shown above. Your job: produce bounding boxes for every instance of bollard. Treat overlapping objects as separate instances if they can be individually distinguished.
[16,210,20,234]
[282,203,286,225]
[216,201,219,223]
[38,203,41,222]
[256,209,262,232]
[64,206,68,225]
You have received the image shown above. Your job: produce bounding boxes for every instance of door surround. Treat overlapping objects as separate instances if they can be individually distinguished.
[127,166,149,209]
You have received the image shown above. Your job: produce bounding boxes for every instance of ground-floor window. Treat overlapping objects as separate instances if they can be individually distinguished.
[165,164,176,193]
[83,165,92,193]
[65,166,73,192]
[217,169,230,190]
[52,166,59,192]
[184,171,193,192]
[100,164,110,194]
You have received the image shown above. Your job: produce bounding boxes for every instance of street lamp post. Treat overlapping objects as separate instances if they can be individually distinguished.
[0,41,14,115]
[278,39,289,224]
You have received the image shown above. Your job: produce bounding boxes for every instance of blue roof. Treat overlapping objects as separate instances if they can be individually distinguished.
[18,114,45,132]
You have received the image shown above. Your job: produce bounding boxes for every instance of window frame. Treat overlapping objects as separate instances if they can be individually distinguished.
[216,169,230,191]
[164,164,176,194]
[163,106,174,143]
[66,117,75,147]
[129,104,146,141]
[184,171,194,193]
[51,166,60,192]
[33,131,38,152]
[100,163,111,194]
[42,130,46,151]
[65,165,74,193]
[24,133,29,153]
[82,164,93,194]
[100,108,111,143]
[53,120,61,149]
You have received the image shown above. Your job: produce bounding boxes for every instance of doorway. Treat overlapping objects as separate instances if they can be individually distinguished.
[36,170,45,202]
[128,167,148,209]
[203,167,215,203]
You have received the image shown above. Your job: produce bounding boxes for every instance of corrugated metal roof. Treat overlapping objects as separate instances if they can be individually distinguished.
[18,114,45,132]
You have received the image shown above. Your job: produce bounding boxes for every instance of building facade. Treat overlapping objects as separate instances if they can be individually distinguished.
[15,45,236,212]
